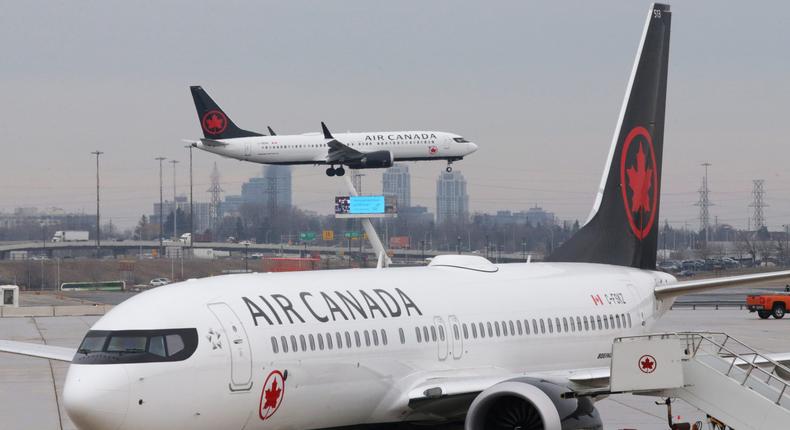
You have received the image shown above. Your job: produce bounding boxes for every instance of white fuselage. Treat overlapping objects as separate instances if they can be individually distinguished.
[198,131,477,165]
[62,262,676,430]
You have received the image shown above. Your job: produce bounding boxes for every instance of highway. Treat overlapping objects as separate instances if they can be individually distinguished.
[0,240,533,263]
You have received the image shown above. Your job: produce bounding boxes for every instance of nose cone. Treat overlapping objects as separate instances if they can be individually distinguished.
[467,142,479,154]
[64,364,130,430]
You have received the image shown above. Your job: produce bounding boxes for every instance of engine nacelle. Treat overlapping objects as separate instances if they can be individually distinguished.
[465,378,602,430]
[346,150,394,169]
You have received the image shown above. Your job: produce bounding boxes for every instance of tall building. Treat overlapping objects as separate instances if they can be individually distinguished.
[436,170,469,224]
[241,166,293,209]
[151,196,211,233]
[382,164,411,209]
[263,165,292,208]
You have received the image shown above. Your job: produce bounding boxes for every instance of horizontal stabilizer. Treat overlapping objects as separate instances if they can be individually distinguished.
[199,138,229,147]
[655,270,790,299]
[0,340,75,362]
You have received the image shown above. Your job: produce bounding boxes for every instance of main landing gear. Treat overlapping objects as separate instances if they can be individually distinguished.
[326,166,346,177]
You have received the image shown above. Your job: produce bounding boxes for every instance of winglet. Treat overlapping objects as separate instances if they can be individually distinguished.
[268,126,277,136]
[321,122,334,140]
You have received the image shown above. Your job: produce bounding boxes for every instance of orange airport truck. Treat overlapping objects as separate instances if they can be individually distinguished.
[746,293,790,319]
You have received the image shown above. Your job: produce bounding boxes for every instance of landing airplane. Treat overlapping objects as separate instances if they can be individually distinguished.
[3,4,790,430]
[187,87,478,176]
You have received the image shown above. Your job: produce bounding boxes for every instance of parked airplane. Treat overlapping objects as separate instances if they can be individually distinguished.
[3,4,790,430]
[187,87,478,176]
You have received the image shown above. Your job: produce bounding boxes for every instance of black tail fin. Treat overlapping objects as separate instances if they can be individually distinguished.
[190,86,263,139]
[547,4,671,270]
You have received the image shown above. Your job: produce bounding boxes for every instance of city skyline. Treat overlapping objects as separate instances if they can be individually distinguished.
[2,2,789,229]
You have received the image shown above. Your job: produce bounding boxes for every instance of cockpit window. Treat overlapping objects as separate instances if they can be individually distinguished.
[74,328,198,365]
[107,335,146,353]
[453,137,469,143]
[78,332,107,353]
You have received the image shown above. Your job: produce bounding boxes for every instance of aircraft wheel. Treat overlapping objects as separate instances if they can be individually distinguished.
[335,167,346,176]
[772,304,785,319]
[758,310,771,319]
[446,165,453,173]
[326,167,336,177]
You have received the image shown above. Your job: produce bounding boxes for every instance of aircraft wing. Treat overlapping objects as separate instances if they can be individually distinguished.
[654,270,790,299]
[326,139,363,163]
[406,367,611,419]
[0,340,75,362]
[321,122,363,164]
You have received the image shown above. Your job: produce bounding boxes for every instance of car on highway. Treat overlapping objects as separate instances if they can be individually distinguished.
[148,278,172,287]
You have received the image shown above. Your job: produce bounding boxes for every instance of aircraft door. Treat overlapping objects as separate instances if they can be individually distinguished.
[448,315,463,359]
[434,316,449,361]
[244,143,252,157]
[208,302,253,392]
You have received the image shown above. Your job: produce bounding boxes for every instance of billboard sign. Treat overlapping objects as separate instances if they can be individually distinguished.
[335,195,397,218]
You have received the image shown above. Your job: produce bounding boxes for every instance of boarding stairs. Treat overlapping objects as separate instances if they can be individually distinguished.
[609,332,790,430]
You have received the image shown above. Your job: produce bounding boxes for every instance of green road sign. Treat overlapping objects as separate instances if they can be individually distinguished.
[344,231,362,239]
[300,232,317,241]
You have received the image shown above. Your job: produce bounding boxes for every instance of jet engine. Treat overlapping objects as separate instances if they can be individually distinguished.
[464,378,602,430]
[346,150,394,169]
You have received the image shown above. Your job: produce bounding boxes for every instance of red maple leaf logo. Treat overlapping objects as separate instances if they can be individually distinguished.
[263,379,281,410]
[625,143,653,213]
[201,110,227,135]
[641,357,654,370]
[206,114,224,131]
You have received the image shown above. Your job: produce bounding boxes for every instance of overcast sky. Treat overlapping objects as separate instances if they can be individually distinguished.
[1,1,789,230]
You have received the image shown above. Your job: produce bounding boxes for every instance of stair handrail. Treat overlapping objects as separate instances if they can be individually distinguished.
[614,332,790,406]
[676,332,790,405]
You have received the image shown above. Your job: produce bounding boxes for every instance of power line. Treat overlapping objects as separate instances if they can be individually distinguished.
[749,179,767,230]
[695,162,713,242]
[207,162,223,231]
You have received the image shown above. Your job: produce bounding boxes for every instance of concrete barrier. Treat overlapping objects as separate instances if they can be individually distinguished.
[53,305,108,317]
[1,306,54,318]
[1,305,113,318]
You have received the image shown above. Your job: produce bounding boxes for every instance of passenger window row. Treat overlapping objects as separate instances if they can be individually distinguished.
[412,324,448,344]
[271,313,633,354]
[270,328,388,354]
[459,313,633,340]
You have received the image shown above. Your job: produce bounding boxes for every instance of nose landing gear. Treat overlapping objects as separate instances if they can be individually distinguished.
[445,161,454,173]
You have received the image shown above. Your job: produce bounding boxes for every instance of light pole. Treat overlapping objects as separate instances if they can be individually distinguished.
[244,242,249,272]
[155,157,167,257]
[91,151,103,258]
[185,144,194,248]
[170,159,179,240]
